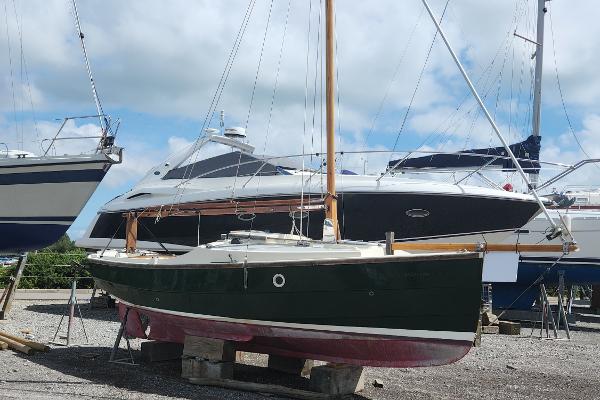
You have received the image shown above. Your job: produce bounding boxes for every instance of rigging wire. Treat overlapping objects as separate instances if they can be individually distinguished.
[365,8,425,146]
[232,0,275,202]
[252,0,292,233]
[299,0,316,238]
[389,0,450,159]
[13,0,23,148]
[244,0,275,132]
[414,1,529,159]
[305,0,323,239]
[3,1,19,149]
[10,0,40,145]
[390,1,539,188]
[71,0,109,137]
[170,0,256,209]
[198,0,257,139]
[548,5,600,170]
[262,0,292,157]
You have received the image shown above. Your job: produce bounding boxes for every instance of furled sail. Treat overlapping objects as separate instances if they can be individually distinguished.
[388,135,541,174]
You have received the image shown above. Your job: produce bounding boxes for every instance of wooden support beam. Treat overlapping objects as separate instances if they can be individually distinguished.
[0,253,28,320]
[125,212,138,253]
[0,335,33,355]
[391,242,578,253]
[385,232,395,255]
[0,331,49,352]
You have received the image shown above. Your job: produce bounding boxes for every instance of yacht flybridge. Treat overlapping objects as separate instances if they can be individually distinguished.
[77,131,543,252]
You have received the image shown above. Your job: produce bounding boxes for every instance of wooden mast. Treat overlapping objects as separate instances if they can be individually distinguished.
[325,0,339,239]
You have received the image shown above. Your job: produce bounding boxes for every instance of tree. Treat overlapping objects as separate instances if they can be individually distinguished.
[44,234,77,253]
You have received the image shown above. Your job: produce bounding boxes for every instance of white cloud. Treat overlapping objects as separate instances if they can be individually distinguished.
[2,0,600,192]
[167,136,194,153]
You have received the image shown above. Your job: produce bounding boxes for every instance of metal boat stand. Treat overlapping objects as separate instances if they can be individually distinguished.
[109,307,137,365]
[555,272,571,339]
[50,279,90,346]
[531,278,570,340]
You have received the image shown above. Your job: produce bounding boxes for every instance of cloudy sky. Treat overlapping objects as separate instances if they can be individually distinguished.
[1,0,599,239]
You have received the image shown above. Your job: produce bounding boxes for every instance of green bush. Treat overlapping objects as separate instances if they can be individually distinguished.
[0,234,94,289]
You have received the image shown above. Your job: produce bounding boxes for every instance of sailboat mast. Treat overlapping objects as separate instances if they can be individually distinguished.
[325,0,338,239]
[530,0,547,187]
[71,0,108,141]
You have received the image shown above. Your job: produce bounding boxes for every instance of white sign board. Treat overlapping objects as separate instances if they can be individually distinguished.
[482,252,520,283]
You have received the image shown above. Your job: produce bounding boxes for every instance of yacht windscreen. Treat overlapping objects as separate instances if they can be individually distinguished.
[163,151,281,179]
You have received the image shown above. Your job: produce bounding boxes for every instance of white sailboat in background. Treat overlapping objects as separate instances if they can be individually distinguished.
[0,0,122,254]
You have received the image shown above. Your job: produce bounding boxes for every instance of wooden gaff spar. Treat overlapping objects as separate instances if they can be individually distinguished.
[123,198,325,252]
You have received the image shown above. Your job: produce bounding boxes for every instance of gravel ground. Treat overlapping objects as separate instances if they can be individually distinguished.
[0,300,599,400]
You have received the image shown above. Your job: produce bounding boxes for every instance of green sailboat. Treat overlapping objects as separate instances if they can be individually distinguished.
[87,0,484,368]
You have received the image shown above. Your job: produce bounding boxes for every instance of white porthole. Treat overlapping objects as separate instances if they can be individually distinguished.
[273,273,286,288]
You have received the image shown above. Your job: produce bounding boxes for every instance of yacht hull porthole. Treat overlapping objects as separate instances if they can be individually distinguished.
[273,273,285,288]
[406,209,430,218]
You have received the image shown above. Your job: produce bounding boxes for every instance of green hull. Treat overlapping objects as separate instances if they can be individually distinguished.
[90,252,483,366]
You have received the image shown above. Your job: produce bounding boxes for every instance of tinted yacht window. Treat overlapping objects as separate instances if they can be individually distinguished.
[163,151,281,179]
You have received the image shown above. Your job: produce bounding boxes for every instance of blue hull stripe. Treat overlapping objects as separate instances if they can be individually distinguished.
[0,159,107,169]
[0,216,76,222]
[0,168,107,185]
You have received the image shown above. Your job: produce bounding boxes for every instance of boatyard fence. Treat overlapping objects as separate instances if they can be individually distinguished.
[0,251,92,289]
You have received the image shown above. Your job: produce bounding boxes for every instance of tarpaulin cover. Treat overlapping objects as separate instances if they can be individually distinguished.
[388,135,541,174]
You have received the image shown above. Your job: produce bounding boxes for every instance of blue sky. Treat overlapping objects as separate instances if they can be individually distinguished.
[1,0,600,239]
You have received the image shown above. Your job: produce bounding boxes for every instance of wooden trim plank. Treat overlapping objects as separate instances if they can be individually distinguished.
[392,242,578,253]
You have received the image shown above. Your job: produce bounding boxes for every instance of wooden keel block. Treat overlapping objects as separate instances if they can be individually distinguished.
[235,351,244,363]
[182,358,234,380]
[482,325,500,334]
[183,336,235,362]
[309,363,365,395]
[140,340,183,363]
[499,321,521,335]
[482,311,499,326]
[90,295,115,309]
[267,354,314,376]
[0,340,7,350]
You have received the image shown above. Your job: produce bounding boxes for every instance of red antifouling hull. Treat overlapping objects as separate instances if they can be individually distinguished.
[119,304,473,368]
